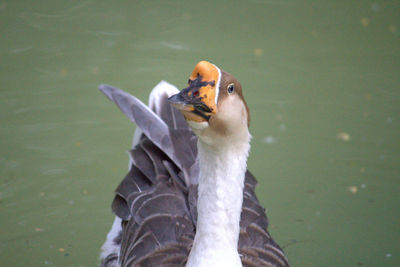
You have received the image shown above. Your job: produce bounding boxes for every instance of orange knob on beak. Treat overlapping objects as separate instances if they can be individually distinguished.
[169,61,220,122]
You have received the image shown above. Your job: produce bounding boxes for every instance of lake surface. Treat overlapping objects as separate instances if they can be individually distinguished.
[1,0,399,266]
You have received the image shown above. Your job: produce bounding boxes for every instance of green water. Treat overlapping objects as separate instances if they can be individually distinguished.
[1,1,399,266]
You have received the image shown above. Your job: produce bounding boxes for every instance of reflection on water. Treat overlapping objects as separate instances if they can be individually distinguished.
[0,1,399,266]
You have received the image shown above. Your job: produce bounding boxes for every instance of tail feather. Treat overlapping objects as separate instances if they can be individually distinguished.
[99,83,199,186]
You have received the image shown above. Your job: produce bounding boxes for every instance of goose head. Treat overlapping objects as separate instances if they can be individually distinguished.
[169,61,250,146]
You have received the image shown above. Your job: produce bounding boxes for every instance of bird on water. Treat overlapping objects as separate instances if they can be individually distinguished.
[99,61,289,267]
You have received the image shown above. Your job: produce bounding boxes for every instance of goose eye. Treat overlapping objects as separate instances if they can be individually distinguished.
[227,83,235,94]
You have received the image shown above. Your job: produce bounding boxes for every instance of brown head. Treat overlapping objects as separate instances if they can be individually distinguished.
[169,61,250,144]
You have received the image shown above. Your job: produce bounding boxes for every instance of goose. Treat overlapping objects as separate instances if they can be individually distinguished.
[99,61,289,267]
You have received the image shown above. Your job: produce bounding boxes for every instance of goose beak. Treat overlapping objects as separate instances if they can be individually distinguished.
[168,61,220,123]
[168,87,214,122]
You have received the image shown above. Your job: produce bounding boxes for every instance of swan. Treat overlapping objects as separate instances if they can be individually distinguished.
[99,61,289,267]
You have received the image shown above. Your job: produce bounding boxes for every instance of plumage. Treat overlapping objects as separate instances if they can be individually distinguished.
[99,63,289,267]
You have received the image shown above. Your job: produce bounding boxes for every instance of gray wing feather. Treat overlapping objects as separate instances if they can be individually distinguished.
[99,84,172,163]
[100,84,197,266]
[116,138,195,266]
[99,84,198,186]
[239,171,290,266]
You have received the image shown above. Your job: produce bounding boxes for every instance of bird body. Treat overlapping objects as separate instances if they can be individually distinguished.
[99,61,289,267]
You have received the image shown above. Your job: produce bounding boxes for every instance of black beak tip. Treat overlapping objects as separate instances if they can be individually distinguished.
[168,92,184,105]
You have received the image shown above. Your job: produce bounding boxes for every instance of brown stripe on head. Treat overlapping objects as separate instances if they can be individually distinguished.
[207,69,251,138]
[216,70,250,127]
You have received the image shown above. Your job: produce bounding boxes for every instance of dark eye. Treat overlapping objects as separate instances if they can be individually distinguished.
[227,83,235,94]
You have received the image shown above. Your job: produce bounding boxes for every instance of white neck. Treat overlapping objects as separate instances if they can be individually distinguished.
[186,134,250,267]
